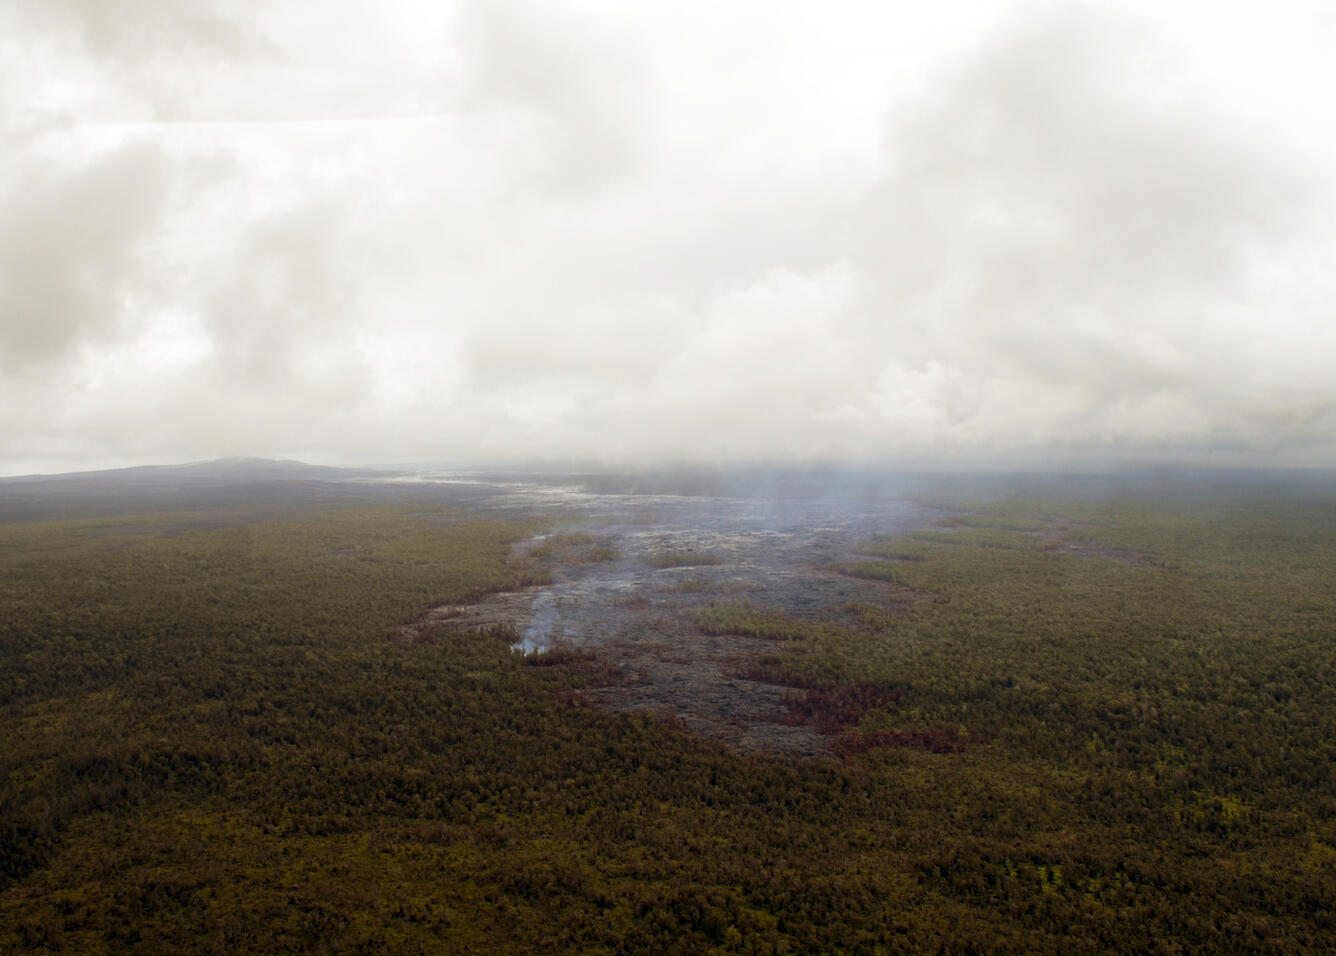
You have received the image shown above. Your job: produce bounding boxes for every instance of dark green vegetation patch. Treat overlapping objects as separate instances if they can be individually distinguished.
[3,493,1336,953]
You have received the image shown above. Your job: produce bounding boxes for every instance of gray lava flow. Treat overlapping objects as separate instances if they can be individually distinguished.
[398,475,942,756]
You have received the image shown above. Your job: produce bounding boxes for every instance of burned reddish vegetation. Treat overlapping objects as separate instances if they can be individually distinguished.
[732,657,906,737]
[777,682,906,734]
[830,728,967,758]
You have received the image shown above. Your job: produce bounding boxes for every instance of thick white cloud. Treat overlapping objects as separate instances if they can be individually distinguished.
[846,9,1333,463]
[0,139,172,371]
[1,1,1334,474]
[450,0,649,196]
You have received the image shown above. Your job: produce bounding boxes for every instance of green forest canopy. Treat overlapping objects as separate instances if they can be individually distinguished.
[2,489,1335,952]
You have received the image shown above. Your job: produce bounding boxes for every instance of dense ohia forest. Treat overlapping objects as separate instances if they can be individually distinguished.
[2,486,1335,953]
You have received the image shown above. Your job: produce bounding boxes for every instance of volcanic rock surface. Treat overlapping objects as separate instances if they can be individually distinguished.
[410,479,941,756]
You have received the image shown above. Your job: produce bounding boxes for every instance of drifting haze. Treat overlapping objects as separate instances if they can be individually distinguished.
[3,1,1334,475]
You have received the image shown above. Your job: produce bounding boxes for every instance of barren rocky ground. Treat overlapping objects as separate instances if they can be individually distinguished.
[404,480,941,755]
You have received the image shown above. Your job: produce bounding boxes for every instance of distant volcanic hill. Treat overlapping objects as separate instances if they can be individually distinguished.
[0,458,399,522]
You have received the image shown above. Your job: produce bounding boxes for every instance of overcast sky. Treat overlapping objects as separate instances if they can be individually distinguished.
[3,0,1334,475]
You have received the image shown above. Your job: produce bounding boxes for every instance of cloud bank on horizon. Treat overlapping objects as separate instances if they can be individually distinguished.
[2,0,1334,475]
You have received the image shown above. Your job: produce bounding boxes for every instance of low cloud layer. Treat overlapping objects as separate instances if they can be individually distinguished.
[3,1,1334,474]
